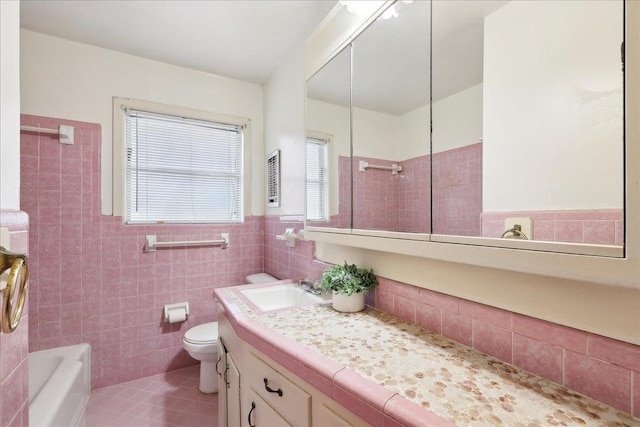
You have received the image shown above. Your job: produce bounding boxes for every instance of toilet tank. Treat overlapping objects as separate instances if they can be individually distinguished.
[246,273,277,284]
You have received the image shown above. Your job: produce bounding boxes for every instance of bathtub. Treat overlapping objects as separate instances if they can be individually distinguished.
[29,344,91,427]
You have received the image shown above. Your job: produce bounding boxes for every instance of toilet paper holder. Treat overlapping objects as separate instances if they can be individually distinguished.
[164,302,189,323]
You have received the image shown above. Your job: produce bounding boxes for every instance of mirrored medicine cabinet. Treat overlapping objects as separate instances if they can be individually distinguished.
[305,0,630,268]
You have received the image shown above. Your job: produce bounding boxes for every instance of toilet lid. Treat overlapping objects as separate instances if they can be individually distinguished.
[185,322,219,344]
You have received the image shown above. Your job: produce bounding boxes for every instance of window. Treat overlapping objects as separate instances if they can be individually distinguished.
[306,136,329,221]
[120,104,244,224]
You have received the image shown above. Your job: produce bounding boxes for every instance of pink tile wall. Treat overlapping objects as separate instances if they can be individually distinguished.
[352,155,400,231]
[397,154,430,233]
[373,277,640,417]
[432,142,483,236]
[264,216,329,282]
[349,154,431,233]
[0,210,30,427]
[481,209,624,245]
[20,114,264,389]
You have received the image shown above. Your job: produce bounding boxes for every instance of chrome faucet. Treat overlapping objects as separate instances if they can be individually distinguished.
[298,278,321,295]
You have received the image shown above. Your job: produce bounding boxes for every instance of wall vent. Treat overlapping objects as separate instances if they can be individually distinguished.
[267,150,280,208]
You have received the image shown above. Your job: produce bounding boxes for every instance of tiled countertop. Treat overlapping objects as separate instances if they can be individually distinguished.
[214,284,639,427]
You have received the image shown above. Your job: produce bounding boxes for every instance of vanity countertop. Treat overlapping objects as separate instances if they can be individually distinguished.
[214,284,639,427]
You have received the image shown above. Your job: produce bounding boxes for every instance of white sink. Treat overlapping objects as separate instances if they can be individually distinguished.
[241,283,330,312]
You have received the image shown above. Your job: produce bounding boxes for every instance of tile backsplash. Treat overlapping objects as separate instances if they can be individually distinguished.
[373,277,640,417]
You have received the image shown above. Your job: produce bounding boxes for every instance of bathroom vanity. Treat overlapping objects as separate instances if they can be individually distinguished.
[214,283,638,427]
[215,290,370,427]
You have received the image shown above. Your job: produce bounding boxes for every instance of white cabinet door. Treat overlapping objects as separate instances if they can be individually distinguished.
[219,338,241,427]
[244,351,310,426]
[218,340,228,427]
[227,354,241,427]
[246,388,291,427]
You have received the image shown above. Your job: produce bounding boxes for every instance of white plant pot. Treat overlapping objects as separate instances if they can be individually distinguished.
[332,291,365,313]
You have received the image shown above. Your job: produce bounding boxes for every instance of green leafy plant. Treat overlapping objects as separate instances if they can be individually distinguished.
[319,262,378,296]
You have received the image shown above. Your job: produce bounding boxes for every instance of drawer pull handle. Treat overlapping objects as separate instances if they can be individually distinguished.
[215,356,222,376]
[248,401,256,427]
[263,378,283,396]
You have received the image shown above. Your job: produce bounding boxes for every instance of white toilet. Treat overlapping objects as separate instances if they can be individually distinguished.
[183,272,277,393]
[183,321,220,393]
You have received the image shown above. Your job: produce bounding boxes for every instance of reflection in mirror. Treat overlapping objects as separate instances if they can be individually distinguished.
[351,0,431,233]
[306,46,352,229]
[431,0,624,247]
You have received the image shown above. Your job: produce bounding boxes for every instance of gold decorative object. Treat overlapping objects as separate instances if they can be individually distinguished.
[0,246,29,333]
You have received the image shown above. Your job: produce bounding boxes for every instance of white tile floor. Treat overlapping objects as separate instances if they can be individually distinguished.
[85,365,218,427]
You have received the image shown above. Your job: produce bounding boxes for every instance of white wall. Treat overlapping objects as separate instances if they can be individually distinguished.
[483,1,623,212]
[397,103,430,160]
[352,106,400,160]
[20,30,265,216]
[263,43,308,216]
[432,84,483,154]
[0,1,21,211]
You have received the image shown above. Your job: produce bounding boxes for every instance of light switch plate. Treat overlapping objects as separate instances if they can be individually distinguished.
[504,217,532,240]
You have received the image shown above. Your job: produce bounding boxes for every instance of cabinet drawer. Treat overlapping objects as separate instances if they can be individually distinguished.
[245,351,311,427]
[247,388,291,427]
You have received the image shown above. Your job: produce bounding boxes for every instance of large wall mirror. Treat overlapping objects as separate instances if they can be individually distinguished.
[306,0,625,257]
[306,46,352,230]
[352,0,430,234]
[431,0,624,253]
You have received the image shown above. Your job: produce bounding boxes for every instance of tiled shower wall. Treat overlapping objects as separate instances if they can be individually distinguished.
[0,211,29,427]
[20,114,263,388]
[373,277,640,417]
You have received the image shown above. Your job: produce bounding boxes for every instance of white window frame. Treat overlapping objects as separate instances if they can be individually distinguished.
[306,131,331,222]
[112,97,251,223]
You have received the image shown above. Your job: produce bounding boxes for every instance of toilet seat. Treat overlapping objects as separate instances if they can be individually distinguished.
[184,322,219,345]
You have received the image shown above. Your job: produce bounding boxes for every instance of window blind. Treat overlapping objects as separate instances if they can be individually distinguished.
[125,109,243,224]
[306,137,328,221]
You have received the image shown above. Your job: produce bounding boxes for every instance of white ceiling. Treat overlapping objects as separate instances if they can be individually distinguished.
[20,0,337,84]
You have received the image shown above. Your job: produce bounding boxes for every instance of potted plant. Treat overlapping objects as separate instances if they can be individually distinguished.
[319,262,378,312]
